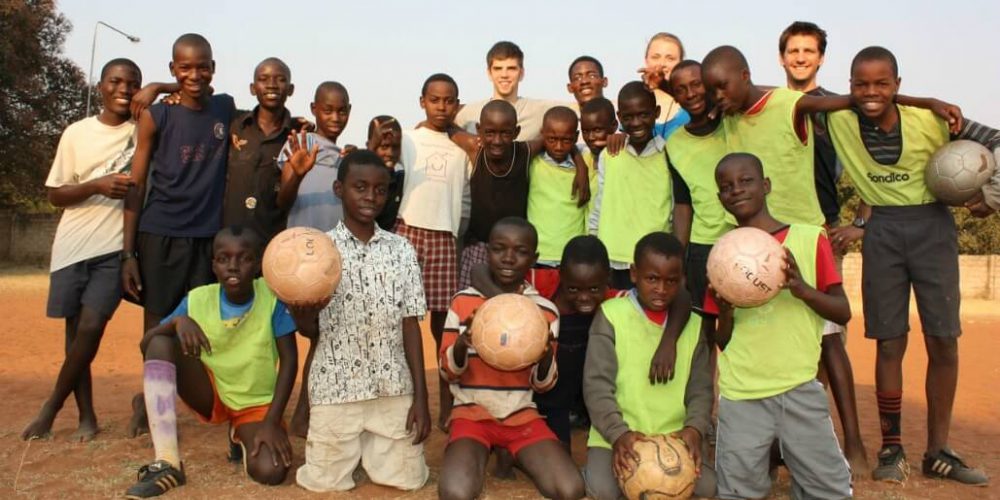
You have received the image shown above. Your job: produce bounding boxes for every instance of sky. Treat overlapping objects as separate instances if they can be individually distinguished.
[58,0,1000,146]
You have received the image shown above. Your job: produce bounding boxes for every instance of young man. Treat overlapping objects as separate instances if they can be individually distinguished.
[223,57,297,243]
[277,81,351,232]
[663,60,733,312]
[123,35,236,438]
[454,41,561,141]
[583,232,716,500]
[828,47,998,486]
[777,21,870,474]
[589,81,672,290]
[578,98,618,170]
[566,55,608,110]
[125,226,302,498]
[438,217,585,500]
[395,73,471,429]
[22,59,142,443]
[706,153,852,499]
[296,151,431,492]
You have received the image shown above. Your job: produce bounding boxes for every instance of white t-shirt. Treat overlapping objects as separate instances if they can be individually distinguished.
[454,96,564,142]
[398,127,471,236]
[45,116,136,272]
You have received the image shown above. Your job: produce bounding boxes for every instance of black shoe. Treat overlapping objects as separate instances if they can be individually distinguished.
[922,448,989,485]
[124,460,186,498]
[872,445,909,483]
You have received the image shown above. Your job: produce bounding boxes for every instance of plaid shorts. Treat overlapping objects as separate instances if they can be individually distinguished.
[458,241,489,291]
[395,219,457,312]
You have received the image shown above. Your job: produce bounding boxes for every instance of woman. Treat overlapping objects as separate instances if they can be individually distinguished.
[641,32,690,138]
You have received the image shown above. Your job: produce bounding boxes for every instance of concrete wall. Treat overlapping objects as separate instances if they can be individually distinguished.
[2,210,999,301]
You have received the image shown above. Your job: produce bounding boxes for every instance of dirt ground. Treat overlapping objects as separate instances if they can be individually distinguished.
[1,266,998,499]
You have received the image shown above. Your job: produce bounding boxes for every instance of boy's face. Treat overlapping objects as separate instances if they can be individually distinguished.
[559,262,609,315]
[629,252,682,313]
[580,110,617,154]
[477,109,519,163]
[645,38,682,78]
[419,81,459,132]
[212,236,258,301]
[311,89,351,140]
[670,65,709,119]
[334,162,390,225]
[617,96,658,146]
[850,59,900,121]
[780,34,825,86]
[169,45,214,100]
[567,60,607,105]
[716,159,770,220]
[487,225,538,290]
[704,63,749,116]
[367,128,401,168]
[100,65,142,119]
[541,118,578,163]
[488,57,523,98]
[250,61,293,111]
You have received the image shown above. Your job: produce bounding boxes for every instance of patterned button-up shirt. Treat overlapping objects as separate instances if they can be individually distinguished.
[310,222,427,405]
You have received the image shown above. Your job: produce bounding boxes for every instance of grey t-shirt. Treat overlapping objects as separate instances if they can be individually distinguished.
[278,132,342,232]
[454,96,564,142]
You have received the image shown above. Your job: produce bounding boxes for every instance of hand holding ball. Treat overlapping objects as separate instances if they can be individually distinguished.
[616,434,697,500]
[707,227,785,308]
[262,227,342,304]
[925,140,996,206]
[469,294,550,371]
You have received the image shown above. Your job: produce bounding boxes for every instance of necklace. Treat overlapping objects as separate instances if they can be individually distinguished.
[480,143,517,178]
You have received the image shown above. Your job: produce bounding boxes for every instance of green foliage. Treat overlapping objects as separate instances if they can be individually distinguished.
[837,173,1000,255]
[0,0,91,210]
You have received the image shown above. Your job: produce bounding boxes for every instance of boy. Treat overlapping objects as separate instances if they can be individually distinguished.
[22,59,142,442]
[583,232,716,500]
[663,60,733,312]
[454,41,560,141]
[125,225,302,498]
[579,97,618,170]
[123,35,236,437]
[438,217,585,500]
[394,73,471,429]
[276,81,351,232]
[828,47,998,485]
[566,55,608,110]
[777,22,870,475]
[366,115,406,231]
[706,153,852,499]
[700,45,962,228]
[295,150,431,492]
[223,57,297,243]
[589,81,672,290]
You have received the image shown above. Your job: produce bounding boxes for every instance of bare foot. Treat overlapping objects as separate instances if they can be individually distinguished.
[21,405,57,441]
[290,401,309,439]
[492,448,516,480]
[845,446,871,480]
[70,419,100,442]
[127,393,149,438]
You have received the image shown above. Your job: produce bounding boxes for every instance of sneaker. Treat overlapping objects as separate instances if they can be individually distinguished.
[872,445,909,483]
[922,448,989,486]
[124,460,186,498]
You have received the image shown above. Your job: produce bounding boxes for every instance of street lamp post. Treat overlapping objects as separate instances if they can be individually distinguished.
[85,21,140,117]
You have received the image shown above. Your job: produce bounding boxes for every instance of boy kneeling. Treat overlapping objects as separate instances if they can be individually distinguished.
[582,232,717,499]
[438,217,585,500]
[126,226,306,498]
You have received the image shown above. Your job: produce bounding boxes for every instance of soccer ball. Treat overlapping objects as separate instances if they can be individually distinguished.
[925,140,996,206]
[262,227,342,304]
[470,293,549,371]
[617,434,697,500]
[706,227,785,308]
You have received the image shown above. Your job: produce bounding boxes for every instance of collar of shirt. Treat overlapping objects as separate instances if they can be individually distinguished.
[623,135,666,157]
[333,220,386,247]
[466,280,543,298]
[541,151,575,169]
[627,288,668,327]
[856,108,901,136]
[236,106,294,141]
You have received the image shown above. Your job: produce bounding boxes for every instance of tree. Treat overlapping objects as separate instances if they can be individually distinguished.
[0,0,91,210]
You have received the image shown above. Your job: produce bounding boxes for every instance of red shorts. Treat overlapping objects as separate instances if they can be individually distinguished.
[448,417,558,457]
[189,371,271,435]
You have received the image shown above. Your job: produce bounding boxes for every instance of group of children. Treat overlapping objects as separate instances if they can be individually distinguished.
[26,20,999,499]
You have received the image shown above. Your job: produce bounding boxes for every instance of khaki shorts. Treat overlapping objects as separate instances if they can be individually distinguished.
[296,395,428,492]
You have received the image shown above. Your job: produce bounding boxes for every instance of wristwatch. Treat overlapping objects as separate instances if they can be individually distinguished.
[120,250,138,262]
[851,216,867,229]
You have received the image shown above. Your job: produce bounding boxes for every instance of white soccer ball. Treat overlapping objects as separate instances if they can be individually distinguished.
[925,140,996,206]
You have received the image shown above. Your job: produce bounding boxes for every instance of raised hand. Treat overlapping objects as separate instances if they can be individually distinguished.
[283,129,319,177]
